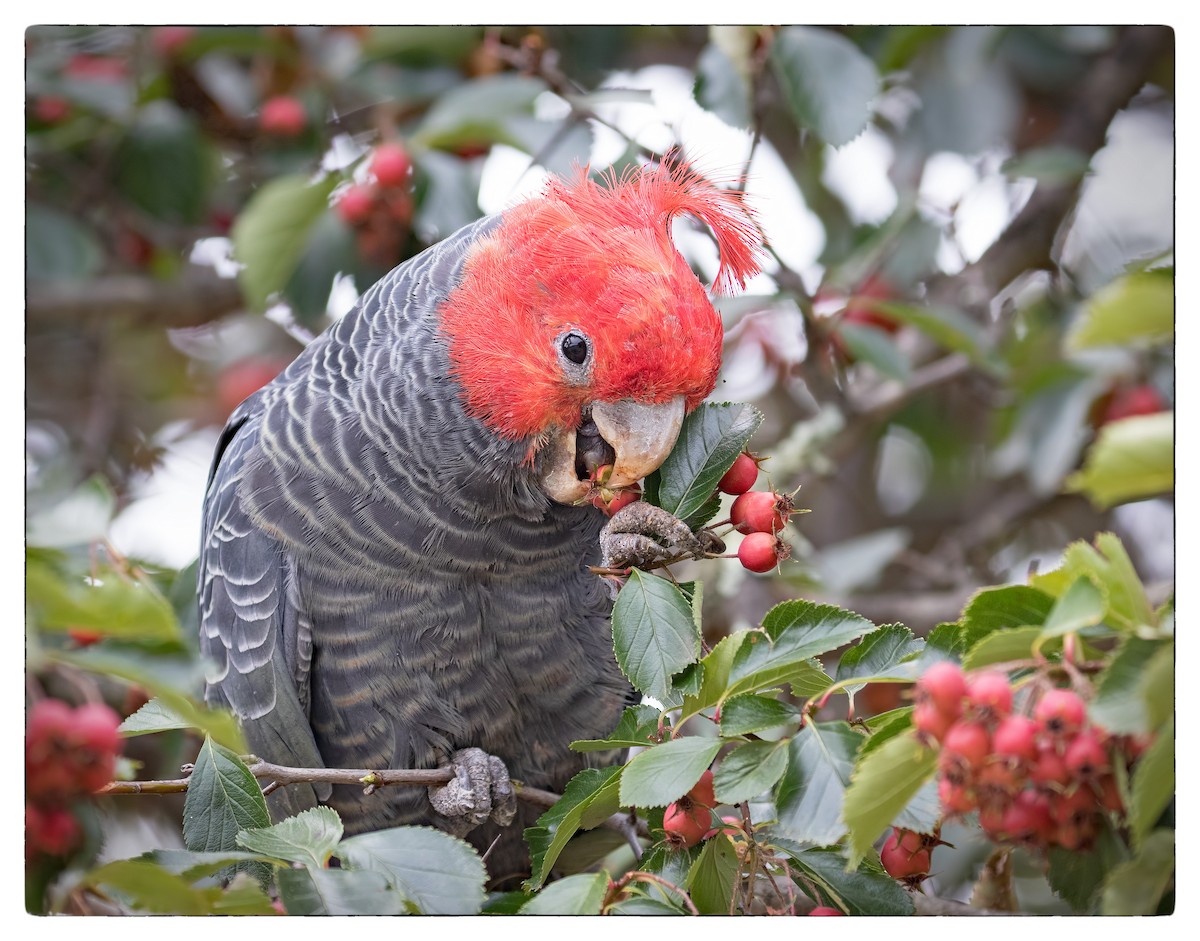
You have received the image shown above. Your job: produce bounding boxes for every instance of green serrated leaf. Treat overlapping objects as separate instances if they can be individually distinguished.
[412,73,547,151]
[232,172,340,310]
[337,825,486,914]
[182,738,271,884]
[608,896,687,915]
[1046,821,1129,913]
[237,806,343,869]
[524,766,623,889]
[118,697,193,736]
[654,402,763,528]
[1031,533,1155,632]
[1037,575,1106,642]
[842,731,938,866]
[207,873,280,915]
[835,624,924,695]
[859,707,914,757]
[837,322,911,381]
[777,844,914,916]
[775,722,862,846]
[619,737,722,809]
[873,301,993,365]
[718,693,803,737]
[712,739,789,805]
[962,626,1043,670]
[571,704,664,753]
[1100,829,1175,915]
[141,849,273,883]
[727,600,873,699]
[520,872,608,915]
[681,632,747,719]
[1066,411,1174,509]
[85,859,214,915]
[1089,636,1170,735]
[1066,270,1174,352]
[1129,717,1174,848]
[277,866,411,915]
[770,26,880,146]
[1139,642,1175,729]
[612,571,700,703]
[686,832,741,914]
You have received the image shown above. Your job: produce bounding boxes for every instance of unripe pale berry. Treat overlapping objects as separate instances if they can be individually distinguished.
[717,453,758,495]
[738,532,789,573]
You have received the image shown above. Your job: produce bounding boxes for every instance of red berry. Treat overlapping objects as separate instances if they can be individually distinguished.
[880,828,932,881]
[663,800,710,849]
[965,671,1012,721]
[259,96,307,137]
[1095,775,1124,814]
[730,490,791,534]
[370,142,413,189]
[941,721,991,772]
[737,532,790,573]
[26,700,78,799]
[843,275,899,334]
[915,662,967,720]
[912,701,954,743]
[1063,730,1108,782]
[992,714,1039,764]
[25,804,82,858]
[808,906,845,916]
[32,95,71,124]
[1049,785,1097,826]
[336,184,376,226]
[1029,744,1071,791]
[717,453,759,495]
[1052,813,1096,851]
[71,703,122,793]
[976,761,1021,803]
[1102,384,1165,423]
[1034,689,1087,740]
[152,25,196,57]
[1000,790,1055,846]
[216,357,289,415]
[938,776,977,815]
[687,769,716,809]
[65,54,127,81]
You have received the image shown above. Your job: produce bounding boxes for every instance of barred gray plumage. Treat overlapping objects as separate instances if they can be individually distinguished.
[199,214,634,876]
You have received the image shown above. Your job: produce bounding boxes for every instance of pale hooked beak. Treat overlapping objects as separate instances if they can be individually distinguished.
[538,396,686,505]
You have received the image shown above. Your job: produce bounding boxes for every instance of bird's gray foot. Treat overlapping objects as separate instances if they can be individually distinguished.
[600,502,711,570]
[428,747,517,838]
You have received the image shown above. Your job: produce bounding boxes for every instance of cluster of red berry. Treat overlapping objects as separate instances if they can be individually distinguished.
[720,454,795,573]
[334,142,416,266]
[25,699,122,861]
[915,662,1142,852]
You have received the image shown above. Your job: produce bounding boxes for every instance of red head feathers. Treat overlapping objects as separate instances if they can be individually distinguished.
[439,161,763,441]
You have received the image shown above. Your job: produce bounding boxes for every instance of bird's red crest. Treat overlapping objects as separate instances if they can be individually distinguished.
[439,162,764,440]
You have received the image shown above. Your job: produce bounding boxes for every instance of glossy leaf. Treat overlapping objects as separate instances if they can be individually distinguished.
[1129,716,1174,849]
[962,625,1043,670]
[834,623,923,694]
[1089,636,1170,735]
[686,833,740,915]
[182,737,271,885]
[612,570,700,703]
[718,693,802,737]
[525,766,623,889]
[1031,533,1155,633]
[775,722,862,846]
[773,842,914,916]
[712,739,789,805]
[571,703,663,752]
[1046,821,1129,913]
[619,737,722,809]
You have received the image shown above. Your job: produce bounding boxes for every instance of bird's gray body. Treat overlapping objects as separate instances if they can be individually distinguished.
[199,215,632,873]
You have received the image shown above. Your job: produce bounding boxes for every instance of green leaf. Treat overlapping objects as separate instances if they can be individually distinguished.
[775,843,914,916]
[26,203,103,282]
[611,570,700,703]
[237,806,343,870]
[686,833,741,915]
[277,866,410,915]
[1038,576,1106,642]
[873,301,993,365]
[27,557,181,645]
[842,731,938,865]
[412,149,483,241]
[962,626,1043,670]
[1046,821,1129,913]
[695,42,752,128]
[1129,717,1174,848]
[524,766,623,889]
[1066,411,1174,509]
[232,172,340,310]
[1031,533,1155,633]
[619,737,722,809]
[119,697,194,736]
[608,896,687,915]
[727,600,874,699]
[182,737,271,882]
[837,322,911,381]
[114,101,214,224]
[681,631,747,719]
[413,73,547,150]
[654,402,763,528]
[141,849,273,883]
[712,739,790,805]
[84,859,214,915]
[336,826,487,914]
[956,585,1055,652]
[834,624,924,695]
[520,872,607,915]
[1100,829,1175,916]
[1139,642,1175,729]
[1089,636,1170,735]
[1066,270,1174,352]
[571,703,663,752]
[775,722,862,846]
[769,26,880,146]
[718,693,803,737]
[859,707,914,758]
[1001,146,1090,184]
[207,874,280,916]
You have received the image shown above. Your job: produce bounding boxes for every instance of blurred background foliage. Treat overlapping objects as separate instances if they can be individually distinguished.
[25,24,1172,912]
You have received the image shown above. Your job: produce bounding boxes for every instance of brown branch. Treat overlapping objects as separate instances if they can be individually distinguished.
[912,892,1030,916]
[27,267,244,329]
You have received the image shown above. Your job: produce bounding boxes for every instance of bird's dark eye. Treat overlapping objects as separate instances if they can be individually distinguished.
[561,332,589,365]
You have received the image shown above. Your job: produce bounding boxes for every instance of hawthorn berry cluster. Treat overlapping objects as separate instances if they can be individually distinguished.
[915,662,1141,853]
[25,699,122,861]
[722,453,795,574]
[335,142,416,266]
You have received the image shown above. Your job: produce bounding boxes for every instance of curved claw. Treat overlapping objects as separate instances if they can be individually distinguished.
[427,747,517,837]
[600,503,706,570]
